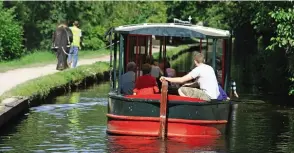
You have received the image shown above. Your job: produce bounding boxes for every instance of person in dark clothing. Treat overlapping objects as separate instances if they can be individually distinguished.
[52,21,73,70]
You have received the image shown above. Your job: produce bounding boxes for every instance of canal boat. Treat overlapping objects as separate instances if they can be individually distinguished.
[106,23,233,139]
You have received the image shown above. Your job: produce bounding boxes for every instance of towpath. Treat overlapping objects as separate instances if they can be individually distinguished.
[0,46,175,96]
[0,56,109,96]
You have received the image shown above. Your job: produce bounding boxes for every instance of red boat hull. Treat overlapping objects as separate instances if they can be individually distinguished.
[107,114,227,137]
[107,93,231,137]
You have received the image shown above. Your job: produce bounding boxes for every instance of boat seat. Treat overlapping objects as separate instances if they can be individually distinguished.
[125,94,205,103]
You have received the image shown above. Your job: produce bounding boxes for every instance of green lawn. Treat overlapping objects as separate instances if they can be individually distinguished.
[0,49,109,72]
[152,45,191,60]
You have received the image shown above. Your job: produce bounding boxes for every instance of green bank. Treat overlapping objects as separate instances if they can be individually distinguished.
[0,62,109,101]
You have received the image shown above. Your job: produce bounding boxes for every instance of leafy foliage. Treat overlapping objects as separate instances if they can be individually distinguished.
[7,1,167,51]
[1,1,294,95]
[267,7,294,95]
[268,7,294,51]
[0,2,23,61]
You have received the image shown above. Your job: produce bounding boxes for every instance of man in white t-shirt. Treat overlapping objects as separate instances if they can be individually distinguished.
[160,53,220,101]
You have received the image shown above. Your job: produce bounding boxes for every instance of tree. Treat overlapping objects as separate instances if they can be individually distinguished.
[267,7,294,95]
[7,1,167,50]
[0,2,23,61]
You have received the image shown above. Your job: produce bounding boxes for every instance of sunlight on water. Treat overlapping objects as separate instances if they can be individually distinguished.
[0,82,294,153]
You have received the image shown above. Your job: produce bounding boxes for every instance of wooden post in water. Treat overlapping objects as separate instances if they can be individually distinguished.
[159,80,168,140]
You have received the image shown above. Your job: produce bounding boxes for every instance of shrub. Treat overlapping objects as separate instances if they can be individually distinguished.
[0,3,23,61]
[83,25,106,50]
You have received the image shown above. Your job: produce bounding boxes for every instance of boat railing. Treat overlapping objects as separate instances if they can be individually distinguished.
[159,80,168,140]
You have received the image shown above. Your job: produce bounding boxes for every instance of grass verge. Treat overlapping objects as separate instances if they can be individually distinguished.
[152,45,191,60]
[0,49,109,72]
[0,62,109,101]
[153,44,196,72]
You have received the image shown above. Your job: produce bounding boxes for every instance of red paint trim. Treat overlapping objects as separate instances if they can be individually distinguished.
[107,114,228,124]
[125,94,206,103]
[222,39,226,88]
[107,114,227,137]
[200,39,202,53]
[106,130,219,138]
[126,35,130,67]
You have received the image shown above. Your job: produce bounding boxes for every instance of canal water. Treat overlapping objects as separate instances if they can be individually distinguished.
[1,82,294,153]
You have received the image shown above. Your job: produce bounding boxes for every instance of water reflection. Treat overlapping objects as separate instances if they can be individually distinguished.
[228,103,294,153]
[106,136,226,153]
[0,82,294,152]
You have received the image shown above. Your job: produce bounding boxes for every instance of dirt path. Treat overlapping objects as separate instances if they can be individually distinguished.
[0,56,109,96]
[0,46,176,97]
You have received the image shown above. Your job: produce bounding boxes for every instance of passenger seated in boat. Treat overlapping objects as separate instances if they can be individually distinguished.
[145,55,161,79]
[121,62,136,95]
[145,56,163,89]
[133,63,159,95]
[160,53,220,101]
[165,61,179,88]
[215,59,230,100]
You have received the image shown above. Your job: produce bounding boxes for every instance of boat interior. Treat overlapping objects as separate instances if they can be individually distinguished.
[108,23,232,102]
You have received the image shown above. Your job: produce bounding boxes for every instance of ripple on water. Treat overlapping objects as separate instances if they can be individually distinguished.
[1,83,294,153]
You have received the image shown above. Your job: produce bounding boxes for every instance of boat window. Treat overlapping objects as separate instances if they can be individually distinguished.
[124,35,152,79]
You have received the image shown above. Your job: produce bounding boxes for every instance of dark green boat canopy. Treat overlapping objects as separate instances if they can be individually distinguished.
[114,23,230,39]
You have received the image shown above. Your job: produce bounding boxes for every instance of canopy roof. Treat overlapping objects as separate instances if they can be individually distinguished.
[114,23,230,39]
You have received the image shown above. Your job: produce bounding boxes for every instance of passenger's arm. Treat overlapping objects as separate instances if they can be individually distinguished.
[160,74,193,84]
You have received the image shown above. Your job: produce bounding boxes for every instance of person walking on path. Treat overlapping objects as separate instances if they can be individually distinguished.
[52,21,73,71]
[68,21,82,68]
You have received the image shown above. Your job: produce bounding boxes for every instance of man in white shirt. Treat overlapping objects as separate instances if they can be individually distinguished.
[121,62,136,95]
[160,53,220,101]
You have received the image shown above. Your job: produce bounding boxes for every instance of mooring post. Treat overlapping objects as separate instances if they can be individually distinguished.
[159,80,168,140]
